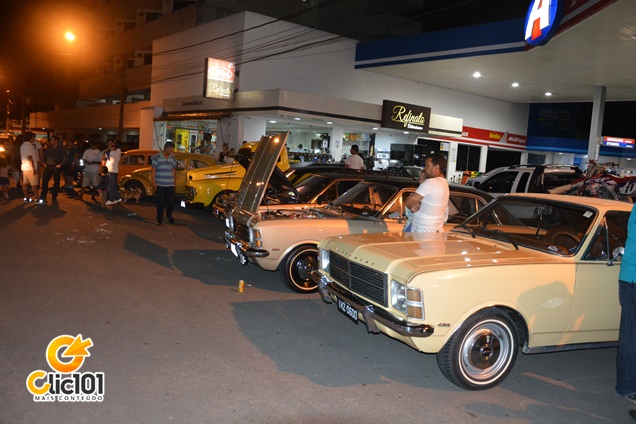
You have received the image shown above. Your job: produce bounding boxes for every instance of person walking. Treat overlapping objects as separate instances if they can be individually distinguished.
[151,142,177,226]
[344,144,365,170]
[20,132,40,203]
[103,139,122,206]
[79,141,102,201]
[617,205,636,404]
[39,135,66,203]
[404,153,449,233]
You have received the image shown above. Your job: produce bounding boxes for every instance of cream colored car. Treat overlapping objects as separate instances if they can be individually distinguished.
[313,194,631,390]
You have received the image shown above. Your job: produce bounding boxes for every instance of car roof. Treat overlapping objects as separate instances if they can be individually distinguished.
[500,193,633,210]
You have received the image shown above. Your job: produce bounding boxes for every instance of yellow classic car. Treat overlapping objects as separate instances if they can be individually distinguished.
[183,137,290,209]
[313,194,631,390]
[118,151,217,197]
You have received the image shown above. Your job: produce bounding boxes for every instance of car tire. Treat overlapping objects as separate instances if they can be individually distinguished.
[279,244,319,293]
[210,190,236,213]
[436,308,518,390]
[124,180,145,198]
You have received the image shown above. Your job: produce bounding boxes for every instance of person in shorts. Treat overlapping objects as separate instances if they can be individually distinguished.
[20,131,40,203]
[79,141,103,201]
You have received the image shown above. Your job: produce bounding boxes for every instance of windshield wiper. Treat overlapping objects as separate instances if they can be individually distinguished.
[454,223,476,238]
[490,229,519,250]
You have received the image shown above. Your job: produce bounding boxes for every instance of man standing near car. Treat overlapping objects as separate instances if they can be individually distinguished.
[344,144,365,170]
[617,205,636,405]
[39,134,66,203]
[151,141,177,226]
[20,132,40,203]
[404,153,449,233]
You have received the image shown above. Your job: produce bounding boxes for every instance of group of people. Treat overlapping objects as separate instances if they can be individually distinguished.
[77,139,123,208]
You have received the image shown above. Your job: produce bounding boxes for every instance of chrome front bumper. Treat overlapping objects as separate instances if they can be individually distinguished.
[224,229,269,260]
[312,270,434,338]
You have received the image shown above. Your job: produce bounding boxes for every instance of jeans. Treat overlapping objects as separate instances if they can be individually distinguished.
[617,280,636,396]
[156,185,175,223]
[107,172,121,202]
[41,165,61,199]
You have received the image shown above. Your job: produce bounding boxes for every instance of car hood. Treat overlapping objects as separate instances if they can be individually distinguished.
[321,230,568,279]
[235,132,291,214]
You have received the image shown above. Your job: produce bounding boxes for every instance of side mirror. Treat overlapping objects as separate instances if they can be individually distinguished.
[608,246,624,266]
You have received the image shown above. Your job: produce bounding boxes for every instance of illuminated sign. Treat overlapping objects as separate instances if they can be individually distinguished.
[524,0,563,46]
[602,136,635,149]
[203,58,235,101]
[381,100,431,133]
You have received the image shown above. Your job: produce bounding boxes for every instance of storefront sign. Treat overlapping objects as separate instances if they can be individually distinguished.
[203,58,235,101]
[602,136,635,149]
[524,0,563,46]
[381,100,431,132]
[462,127,527,146]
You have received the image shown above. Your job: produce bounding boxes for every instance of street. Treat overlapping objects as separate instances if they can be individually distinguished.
[1,190,635,424]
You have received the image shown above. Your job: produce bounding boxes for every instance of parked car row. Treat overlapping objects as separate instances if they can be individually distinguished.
[209,132,630,392]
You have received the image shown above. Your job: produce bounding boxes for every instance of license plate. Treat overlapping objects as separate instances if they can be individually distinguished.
[230,243,238,258]
[180,200,186,208]
[337,299,358,323]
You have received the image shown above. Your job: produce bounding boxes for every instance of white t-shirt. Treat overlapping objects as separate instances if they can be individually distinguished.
[412,177,449,233]
[83,148,103,173]
[345,154,365,170]
[20,141,37,171]
[105,148,121,173]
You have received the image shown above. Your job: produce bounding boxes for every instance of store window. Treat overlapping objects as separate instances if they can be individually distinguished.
[456,144,481,171]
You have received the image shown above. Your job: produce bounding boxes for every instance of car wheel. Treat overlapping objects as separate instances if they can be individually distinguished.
[436,308,518,390]
[279,244,319,293]
[210,190,236,213]
[124,180,145,198]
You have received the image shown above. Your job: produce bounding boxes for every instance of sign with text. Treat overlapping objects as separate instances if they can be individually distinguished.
[524,0,563,46]
[602,136,635,149]
[203,58,235,101]
[381,100,431,133]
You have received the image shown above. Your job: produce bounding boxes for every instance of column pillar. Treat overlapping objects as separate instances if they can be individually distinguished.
[588,85,607,162]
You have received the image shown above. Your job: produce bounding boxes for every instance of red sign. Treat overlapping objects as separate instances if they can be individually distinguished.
[461,127,527,146]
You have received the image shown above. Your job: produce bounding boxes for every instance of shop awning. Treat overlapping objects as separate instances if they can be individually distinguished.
[154,111,232,121]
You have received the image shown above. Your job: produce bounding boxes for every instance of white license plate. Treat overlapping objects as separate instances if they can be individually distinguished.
[337,299,358,323]
[230,243,238,258]
[180,200,186,208]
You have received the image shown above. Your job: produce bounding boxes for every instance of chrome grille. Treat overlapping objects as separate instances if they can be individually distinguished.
[330,251,387,306]
[235,222,250,242]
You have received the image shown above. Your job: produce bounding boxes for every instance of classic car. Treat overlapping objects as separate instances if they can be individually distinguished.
[312,194,631,390]
[118,151,217,197]
[224,133,493,293]
[183,138,290,209]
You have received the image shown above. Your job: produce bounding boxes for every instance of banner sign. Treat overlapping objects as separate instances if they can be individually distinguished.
[381,100,431,132]
[203,58,235,101]
[602,136,635,149]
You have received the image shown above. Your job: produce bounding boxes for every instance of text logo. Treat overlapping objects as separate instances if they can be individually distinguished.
[524,0,563,46]
[381,100,431,133]
[26,334,105,402]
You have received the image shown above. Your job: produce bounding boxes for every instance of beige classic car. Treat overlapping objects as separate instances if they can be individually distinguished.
[312,194,631,390]
[225,132,493,293]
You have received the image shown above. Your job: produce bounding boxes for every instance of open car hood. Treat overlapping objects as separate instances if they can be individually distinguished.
[235,132,293,213]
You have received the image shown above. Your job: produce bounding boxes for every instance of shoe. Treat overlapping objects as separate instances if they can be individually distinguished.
[156,220,163,226]
[115,198,123,203]
[105,200,115,206]
[23,197,32,204]
[626,394,636,405]
[34,198,45,204]
[168,217,175,224]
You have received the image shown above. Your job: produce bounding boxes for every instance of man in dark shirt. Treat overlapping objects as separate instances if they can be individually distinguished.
[39,135,67,204]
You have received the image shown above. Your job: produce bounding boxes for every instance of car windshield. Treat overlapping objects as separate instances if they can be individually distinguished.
[330,182,399,217]
[453,197,598,255]
[295,175,335,201]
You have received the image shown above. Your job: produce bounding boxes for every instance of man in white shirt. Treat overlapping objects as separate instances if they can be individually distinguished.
[404,154,449,233]
[20,131,40,203]
[344,145,365,170]
[102,139,122,205]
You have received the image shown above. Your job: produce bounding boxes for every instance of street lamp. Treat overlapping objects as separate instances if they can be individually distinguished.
[64,30,127,141]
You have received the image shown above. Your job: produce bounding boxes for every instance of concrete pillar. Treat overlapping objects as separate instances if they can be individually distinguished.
[588,85,607,162]
[329,126,345,163]
[479,145,488,172]
[217,115,267,151]
[139,106,162,150]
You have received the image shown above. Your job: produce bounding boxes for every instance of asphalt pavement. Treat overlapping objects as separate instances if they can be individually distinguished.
[1,188,635,423]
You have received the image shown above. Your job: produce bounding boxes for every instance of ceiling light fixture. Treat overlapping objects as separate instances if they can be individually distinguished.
[473,71,482,78]
[545,92,552,96]
[294,117,301,121]
[269,120,277,123]
[512,82,519,87]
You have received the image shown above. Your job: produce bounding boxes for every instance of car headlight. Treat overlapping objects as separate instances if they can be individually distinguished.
[390,280,424,319]
[319,248,330,272]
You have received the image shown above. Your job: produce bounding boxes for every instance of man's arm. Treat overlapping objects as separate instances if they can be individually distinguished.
[404,192,423,212]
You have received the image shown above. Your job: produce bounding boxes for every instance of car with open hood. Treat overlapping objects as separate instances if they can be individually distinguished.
[312,193,631,390]
[118,151,217,197]
[182,139,290,209]
[224,133,493,293]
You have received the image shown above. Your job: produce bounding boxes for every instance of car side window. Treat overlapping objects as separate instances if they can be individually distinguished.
[514,172,530,193]
[121,154,145,165]
[175,159,185,171]
[583,211,629,260]
[447,194,478,224]
[383,191,412,220]
[481,171,517,193]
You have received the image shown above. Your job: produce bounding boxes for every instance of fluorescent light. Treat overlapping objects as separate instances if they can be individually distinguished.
[511,82,519,87]
[269,120,277,123]
[473,71,482,78]
[545,92,552,96]
[294,117,301,121]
